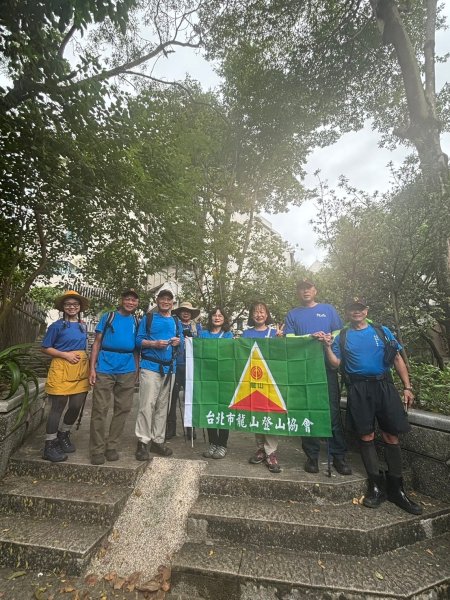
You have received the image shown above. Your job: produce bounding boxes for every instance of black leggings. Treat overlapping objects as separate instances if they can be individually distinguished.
[46,393,87,434]
[207,428,229,448]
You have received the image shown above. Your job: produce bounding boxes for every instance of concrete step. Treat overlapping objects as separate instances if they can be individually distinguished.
[0,475,129,525]
[0,513,109,575]
[200,471,368,504]
[188,493,450,556]
[170,533,450,600]
[8,454,146,487]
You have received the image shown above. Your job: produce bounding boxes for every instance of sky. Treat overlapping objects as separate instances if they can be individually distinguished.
[150,3,450,268]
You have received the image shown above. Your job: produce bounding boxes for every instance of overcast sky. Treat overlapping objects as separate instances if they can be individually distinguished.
[150,3,450,268]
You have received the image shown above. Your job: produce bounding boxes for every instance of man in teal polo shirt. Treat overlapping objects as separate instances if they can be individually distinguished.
[89,289,140,465]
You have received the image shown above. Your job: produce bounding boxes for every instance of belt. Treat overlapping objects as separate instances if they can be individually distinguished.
[348,373,389,382]
[101,347,134,354]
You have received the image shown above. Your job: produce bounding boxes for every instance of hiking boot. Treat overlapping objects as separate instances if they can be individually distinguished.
[249,447,266,464]
[91,454,105,465]
[43,440,67,463]
[57,430,75,453]
[333,457,352,475]
[363,474,386,509]
[266,452,281,473]
[135,441,150,461]
[202,443,217,458]
[304,457,319,473]
[105,449,119,461]
[150,441,173,457]
[386,474,423,515]
[212,445,227,459]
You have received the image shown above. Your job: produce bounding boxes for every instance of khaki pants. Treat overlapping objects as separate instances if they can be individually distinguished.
[89,372,135,456]
[135,369,174,445]
[255,433,278,456]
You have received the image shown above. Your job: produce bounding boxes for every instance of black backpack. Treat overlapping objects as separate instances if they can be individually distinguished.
[100,311,139,348]
[339,322,399,383]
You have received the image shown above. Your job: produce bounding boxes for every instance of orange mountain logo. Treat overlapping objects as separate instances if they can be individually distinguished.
[229,342,287,413]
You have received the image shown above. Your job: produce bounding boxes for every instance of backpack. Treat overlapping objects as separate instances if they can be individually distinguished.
[141,311,181,376]
[100,311,139,348]
[338,322,399,383]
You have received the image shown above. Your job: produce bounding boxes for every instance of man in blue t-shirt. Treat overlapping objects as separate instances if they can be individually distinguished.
[320,296,422,515]
[89,289,140,465]
[284,279,351,475]
[135,288,183,460]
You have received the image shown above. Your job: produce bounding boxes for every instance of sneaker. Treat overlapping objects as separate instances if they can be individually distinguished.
[150,441,173,457]
[212,445,227,459]
[266,452,281,473]
[249,447,266,464]
[91,454,105,465]
[135,441,150,461]
[333,457,352,475]
[105,449,119,461]
[43,440,67,463]
[57,430,75,453]
[202,443,217,458]
[304,457,319,473]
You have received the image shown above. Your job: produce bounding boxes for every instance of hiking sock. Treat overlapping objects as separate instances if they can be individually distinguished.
[59,422,71,432]
[359,439,380,476]
[45,433,58,442]
[384,442,403,477]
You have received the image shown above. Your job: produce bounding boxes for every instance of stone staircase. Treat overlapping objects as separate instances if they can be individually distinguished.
[0,401,146,577]
[169,466,450,599]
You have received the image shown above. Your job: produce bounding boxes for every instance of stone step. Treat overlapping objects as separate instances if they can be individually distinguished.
[0,475,129,525]
[8,455,146,487]
[188,493,450,556]
[199,471,368,504]
[0,513,109,575]
[170,533,450,600]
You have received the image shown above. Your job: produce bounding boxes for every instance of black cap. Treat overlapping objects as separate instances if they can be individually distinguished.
[121,288,139,299]
[345,296,368,310]
[296,278,315,289]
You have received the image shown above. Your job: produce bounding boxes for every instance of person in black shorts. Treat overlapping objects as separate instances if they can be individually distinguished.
[317,297,422,515]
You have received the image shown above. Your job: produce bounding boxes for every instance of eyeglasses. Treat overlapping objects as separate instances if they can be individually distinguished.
[63,303,80,308]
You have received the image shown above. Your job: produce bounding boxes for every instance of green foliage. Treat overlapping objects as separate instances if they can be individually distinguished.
[28,287,63,312]
[0,344,40,426]
[394,361,450,415]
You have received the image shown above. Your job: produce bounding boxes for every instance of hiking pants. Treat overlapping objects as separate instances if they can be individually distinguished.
[135,369,174,445]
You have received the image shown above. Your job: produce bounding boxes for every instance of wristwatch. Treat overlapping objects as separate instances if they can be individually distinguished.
[403,387,413,392]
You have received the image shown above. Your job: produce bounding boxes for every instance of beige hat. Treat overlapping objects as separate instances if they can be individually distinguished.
[172,301,200,319]
[54,290,90,312]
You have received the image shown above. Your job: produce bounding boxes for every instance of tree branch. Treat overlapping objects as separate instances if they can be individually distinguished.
[58,24,77,59]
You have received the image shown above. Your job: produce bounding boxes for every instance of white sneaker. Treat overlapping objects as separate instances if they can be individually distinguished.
[202,443,217,458]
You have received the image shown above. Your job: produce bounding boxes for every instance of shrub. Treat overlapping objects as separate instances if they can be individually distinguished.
[397,361,450,416]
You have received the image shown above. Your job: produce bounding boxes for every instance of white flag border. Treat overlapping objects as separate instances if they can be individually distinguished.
[184,337,194,427]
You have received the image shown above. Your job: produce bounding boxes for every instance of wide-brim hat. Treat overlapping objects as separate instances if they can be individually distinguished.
[54,290,90,312]
[172,301,200,319]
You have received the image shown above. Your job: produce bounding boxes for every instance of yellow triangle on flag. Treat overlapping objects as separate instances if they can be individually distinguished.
[228,342,287,413]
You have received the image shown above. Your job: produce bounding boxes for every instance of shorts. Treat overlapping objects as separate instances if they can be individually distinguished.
[346,379,411,436]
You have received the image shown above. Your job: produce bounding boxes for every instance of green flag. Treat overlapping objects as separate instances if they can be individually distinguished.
[184,337,331,437]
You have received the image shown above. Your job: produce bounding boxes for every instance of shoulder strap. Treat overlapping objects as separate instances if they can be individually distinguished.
[99,312,115,349]
[172,315,180,337]
[145,311,154,337]
[338,327,349,381]
[370,322,388,344]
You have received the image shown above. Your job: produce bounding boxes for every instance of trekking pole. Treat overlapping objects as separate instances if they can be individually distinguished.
[326,439,332,477]
[75,394,87,430]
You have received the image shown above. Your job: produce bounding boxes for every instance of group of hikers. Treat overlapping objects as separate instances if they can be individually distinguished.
[40,279,422,516]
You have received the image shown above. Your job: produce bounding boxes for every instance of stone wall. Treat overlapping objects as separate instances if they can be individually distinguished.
[0,379,46,478]
[341,400,450,503]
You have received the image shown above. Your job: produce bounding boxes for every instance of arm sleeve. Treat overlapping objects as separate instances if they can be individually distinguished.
[135,315,147,350]
[41,322,60,348]
[331,334,342,359]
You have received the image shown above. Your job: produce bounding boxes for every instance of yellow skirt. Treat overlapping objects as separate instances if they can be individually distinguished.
[45,352,90,395]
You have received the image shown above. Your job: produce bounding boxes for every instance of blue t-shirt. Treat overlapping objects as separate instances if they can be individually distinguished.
[284,303,343,336]
[95,312,137,375]
[137,313,184,374]
[200,330,233,339]
[332,324,402,376]
[242,327,276,339]
[41,319,87,352]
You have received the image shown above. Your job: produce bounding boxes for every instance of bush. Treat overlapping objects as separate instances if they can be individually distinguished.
[401,361,450,415]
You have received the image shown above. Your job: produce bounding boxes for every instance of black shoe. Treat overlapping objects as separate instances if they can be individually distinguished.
[91,454,105,465]
[57,430,75,453]
[386,474,423,515]
[304,457,319,473]
[135,441,150,461]
[105,449,119,461]
[43,440,68,463]
[363,474,386,509]
[150,441,173,456]
[333,457,352,475]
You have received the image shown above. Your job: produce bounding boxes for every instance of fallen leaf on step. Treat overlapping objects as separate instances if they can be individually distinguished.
[112,529,120,541]
[134,489,143,497]
[72,591,80,600]
[161,580,171,592]
[124,571,142,591]
[208,550,215,556]
[157,565,171,582]
[352,497,359,505]
[113,577,126,590]
[374,571,384,580]
[103,572,117,582]
[313,508,320,513]
[84,573,98,587]
[136,580,160,593]
[318,560,325,570]
[425,548,434,556]
[60,585,75,593]
[7,571,26,580]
